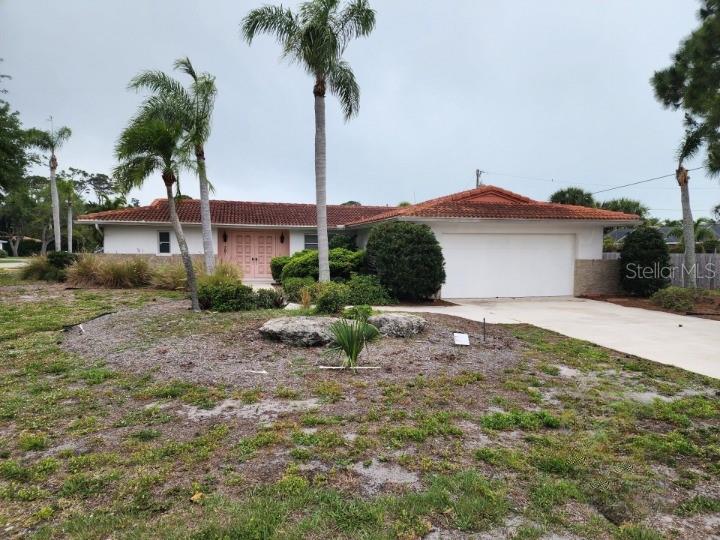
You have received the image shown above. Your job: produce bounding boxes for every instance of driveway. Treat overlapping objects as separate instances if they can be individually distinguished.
[380,298,720,379]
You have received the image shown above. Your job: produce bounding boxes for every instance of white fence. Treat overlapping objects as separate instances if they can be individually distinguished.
[602,253,720,289]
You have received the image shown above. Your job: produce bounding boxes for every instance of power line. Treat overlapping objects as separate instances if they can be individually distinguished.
[590,167,705,195]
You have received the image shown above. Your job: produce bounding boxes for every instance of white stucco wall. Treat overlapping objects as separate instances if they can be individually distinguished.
[102,224,218,255]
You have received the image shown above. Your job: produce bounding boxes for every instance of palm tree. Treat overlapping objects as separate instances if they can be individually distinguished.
[674,119,706,288]
[129,58,218,273]
[114,115,200,311]
[549,187,596,207]
[242,0,376,282]
[26,123,72,251]
[669,217,717,249]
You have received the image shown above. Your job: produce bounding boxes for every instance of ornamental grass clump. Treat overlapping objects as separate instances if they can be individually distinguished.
[328,318,379,369]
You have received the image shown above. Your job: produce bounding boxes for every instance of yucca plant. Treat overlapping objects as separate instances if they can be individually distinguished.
[328,318,379,369]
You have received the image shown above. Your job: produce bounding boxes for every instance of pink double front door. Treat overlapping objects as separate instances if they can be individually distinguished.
[219,229,289,281]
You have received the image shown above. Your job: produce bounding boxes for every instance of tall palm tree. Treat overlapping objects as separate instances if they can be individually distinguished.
[26,124,72,251]
[242,0,376,282]
[675,119,705,288]
[114,116,200,311]
[129,58,218,273]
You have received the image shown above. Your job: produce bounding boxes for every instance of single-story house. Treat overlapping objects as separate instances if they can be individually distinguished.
[76,185,639,298]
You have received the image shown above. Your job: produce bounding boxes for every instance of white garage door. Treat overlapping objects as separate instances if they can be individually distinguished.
[441,233,575,298]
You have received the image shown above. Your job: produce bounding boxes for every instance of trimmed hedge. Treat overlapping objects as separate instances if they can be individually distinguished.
[346,274,394,305]
[329,233,357,251]
[270,256,291,283]
[280,248,365,282]
[314,282,350,314]
[366,222,445,301]
[620,227,670,297]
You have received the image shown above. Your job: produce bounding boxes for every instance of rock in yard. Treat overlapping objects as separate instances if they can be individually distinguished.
[368,313,427,337]
[259,316,340,346]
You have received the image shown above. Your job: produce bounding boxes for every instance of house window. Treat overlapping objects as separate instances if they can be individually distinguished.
[158,231,171,254]
[304,234,318,250]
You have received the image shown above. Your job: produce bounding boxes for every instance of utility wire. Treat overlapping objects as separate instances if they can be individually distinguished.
[590,167,705,195]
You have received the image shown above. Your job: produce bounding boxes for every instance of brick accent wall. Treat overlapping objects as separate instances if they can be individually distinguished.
[574,259,621,296]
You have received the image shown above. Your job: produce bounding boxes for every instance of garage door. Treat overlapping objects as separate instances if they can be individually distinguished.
[441,233,575,298]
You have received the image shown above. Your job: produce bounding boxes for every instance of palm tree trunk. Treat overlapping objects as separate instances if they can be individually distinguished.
[49,155,62,251]
[67,203,73,254]
[196,146,215,274]
[677,166,697,288]
[165,183,200,311]
[314,80,330,282]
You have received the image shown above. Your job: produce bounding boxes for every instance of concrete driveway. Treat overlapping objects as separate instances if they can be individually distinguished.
[380,298,720,379]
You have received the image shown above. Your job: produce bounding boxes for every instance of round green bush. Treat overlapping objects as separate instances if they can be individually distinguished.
[198,281,257,312]
[47,251,78,269]
[282,276,316,302]
[650,286,706,312]
[366,222,445,301]
[620,226,670,297]
[280,248,365,282]
[314,282,350,314]
[329,233,356,251]
[0,249,7,258]
[346,274,395,305]
[270,256,291,282]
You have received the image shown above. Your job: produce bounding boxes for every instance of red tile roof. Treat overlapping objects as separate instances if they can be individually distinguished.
[347,185,640,225]
[77,186,640,228]
[77,198,394,227]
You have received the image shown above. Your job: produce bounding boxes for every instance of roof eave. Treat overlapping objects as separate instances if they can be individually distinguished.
[347,216,642,228]
[74,219,346,229]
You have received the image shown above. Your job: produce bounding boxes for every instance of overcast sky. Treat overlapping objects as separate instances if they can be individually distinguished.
[2,0,718,219]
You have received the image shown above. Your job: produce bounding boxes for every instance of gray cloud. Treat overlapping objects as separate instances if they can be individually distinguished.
[2,0,717,217]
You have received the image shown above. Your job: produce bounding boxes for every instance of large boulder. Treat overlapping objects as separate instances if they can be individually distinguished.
[368,313,427,337]
[259,316,340,346]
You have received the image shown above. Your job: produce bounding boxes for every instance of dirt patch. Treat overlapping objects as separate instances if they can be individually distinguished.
[61,300,522,389]
[351,458,420,494]
[182,398,320,422]
[594,295,720,321]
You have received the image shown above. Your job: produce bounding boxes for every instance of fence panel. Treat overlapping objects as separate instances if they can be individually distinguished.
[602,252,720,289]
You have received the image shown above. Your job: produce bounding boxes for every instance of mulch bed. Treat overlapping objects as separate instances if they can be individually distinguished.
[62,301,522,390]
[585,295,720,321]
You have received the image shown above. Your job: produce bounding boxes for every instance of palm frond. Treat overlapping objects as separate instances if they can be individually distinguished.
[129,70,192,104]
[173,57,197,81]
[54,126,72,149]
[327,59,359,119]
[242,5,298,44]
[113,155,161,193]
[336,0,375,49]
[678,115,705,164]
[25,128,53,152]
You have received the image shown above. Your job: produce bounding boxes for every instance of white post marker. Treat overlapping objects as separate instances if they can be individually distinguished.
[453,332,470,346]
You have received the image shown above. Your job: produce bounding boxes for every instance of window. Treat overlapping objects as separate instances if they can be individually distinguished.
[304,234,318,250]
[158,231,171,254]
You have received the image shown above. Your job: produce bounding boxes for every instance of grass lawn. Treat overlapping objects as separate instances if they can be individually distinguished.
[0,283,719,539]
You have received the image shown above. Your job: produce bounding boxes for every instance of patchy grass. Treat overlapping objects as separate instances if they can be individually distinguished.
[0,287,719,538]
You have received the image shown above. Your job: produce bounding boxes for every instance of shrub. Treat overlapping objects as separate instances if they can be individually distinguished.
[342,304,373,321]
[150,262,189,290]
[254,288,287,309]
[20,256,60,282]
[198,281,257,312]
[346,273,395,305]
[620,227,670,297]
[200,262,241,287]
[366,222,445,301]
[282,276,316,302]
[47,251,78,270]
[0,249,7,258]
[328,318,380,369]
[270,256,291,282]
[651,286,706,312]
[329,233,356,251]
[314,281,350,314]
[280,248,365,282]
[98,258,152,288]
[66,254,103,287]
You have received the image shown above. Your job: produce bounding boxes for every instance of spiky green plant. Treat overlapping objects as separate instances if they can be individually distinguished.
[328,318,379,369]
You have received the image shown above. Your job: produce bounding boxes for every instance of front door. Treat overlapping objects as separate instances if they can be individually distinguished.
[220,229,289,280]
